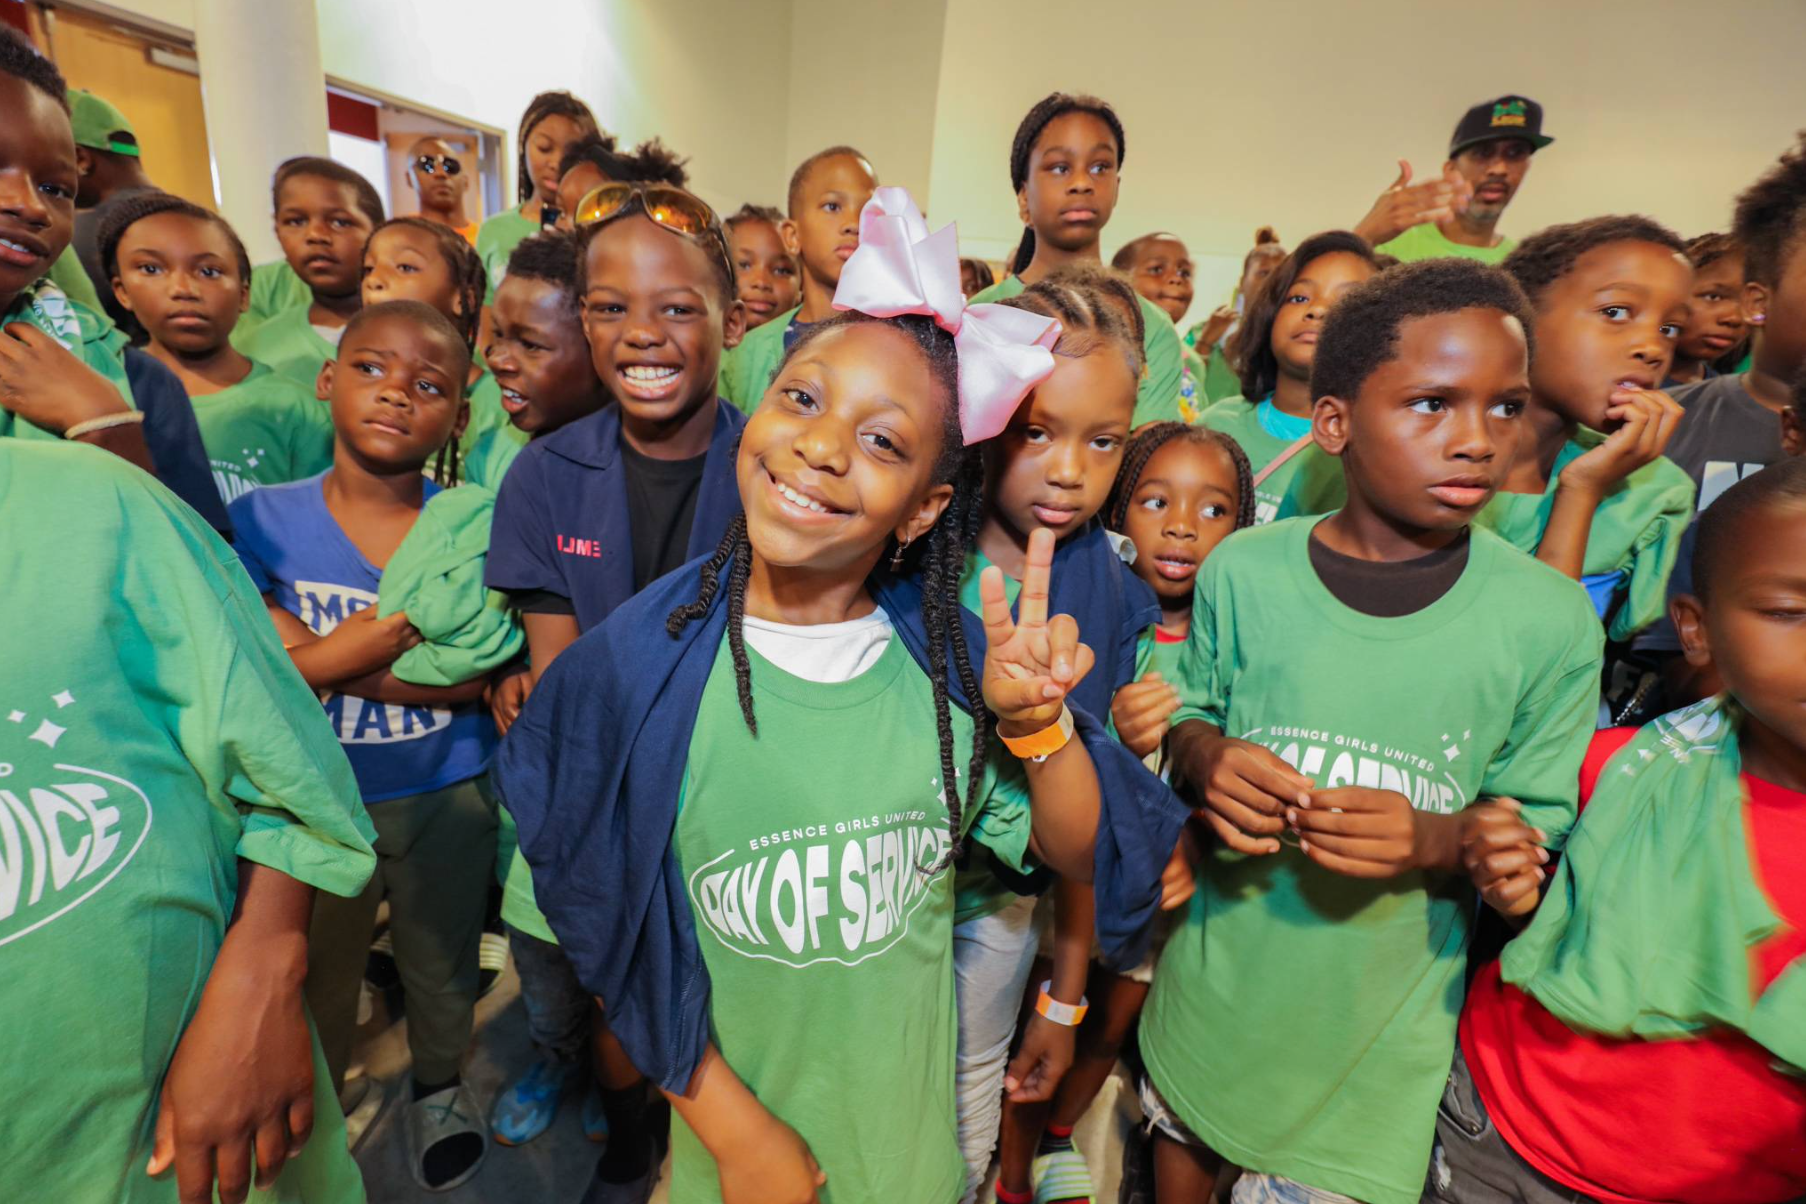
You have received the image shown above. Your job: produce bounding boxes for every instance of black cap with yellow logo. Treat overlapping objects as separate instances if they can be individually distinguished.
[1449,95,1554,157]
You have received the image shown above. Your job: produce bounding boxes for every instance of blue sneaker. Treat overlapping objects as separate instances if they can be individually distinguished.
[581,1080,610,1144]
[490,1058,574,1147]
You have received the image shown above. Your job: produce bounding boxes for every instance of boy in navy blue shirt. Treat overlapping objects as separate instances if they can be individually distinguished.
[232,300,499,1192]
[485,183,745,1193]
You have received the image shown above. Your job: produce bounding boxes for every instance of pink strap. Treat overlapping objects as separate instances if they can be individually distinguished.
[1251,432,1316,488]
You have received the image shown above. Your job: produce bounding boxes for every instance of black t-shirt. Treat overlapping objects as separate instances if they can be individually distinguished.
[1665,374,1784,511]
[1307,530,1470,617]
[620,442,709,591]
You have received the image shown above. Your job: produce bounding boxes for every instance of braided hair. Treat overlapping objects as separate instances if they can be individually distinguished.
[665,312,988,868]
[1002,264,1145,379]
[1106,422,1257,533]
[99,191,252,285]
[1006,93,1126,276]
[515,91,598,204]
[367,217,487,349]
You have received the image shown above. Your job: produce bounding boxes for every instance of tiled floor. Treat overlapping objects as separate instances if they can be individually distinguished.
[348,959,1134,1203]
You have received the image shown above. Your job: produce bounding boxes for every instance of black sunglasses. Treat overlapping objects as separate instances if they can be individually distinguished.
[415,154,462,177]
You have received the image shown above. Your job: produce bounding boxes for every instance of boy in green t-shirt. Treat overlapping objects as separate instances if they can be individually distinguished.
[234,156,382,389]
[0,30,153,471]
[1146,258,1602,1204]
[100,191,332,503]
[719,145,876,411]
[1474,216,1697,641]
[0,435,376,1204]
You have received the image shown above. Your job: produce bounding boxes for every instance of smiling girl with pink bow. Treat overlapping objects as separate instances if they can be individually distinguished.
[495,188,1188,1204]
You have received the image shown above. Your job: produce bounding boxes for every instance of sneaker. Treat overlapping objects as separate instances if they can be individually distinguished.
[407,1083,488,1192]
[478,929,511,999]
[581,1079,610,1144]
[490,1058,574,1147]
[1031,1146,1095,1204]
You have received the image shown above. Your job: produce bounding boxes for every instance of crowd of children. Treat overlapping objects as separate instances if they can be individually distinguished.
[2,23,1804,1204]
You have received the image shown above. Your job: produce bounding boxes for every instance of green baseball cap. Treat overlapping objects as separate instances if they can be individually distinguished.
[69,89,139,157]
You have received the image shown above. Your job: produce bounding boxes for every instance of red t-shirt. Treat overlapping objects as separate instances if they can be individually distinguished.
[1462,728,1806,1204]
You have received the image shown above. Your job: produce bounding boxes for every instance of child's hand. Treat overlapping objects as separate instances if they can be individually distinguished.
[322,607,423,679]
[715,1110,826,1204]
[1159,822,1201,911]
[1005,1012,1077,1103]
[1112,672,1182,759]
[147,943,315,1203]
[981,528,1095,737]
[1458,797,1549,917]
[1194,303,1237,350]
[0,323,134,435]
[487,663,533,735]
[1558,387,1684,496]
[1287,786,1422,878]
[1191,735,1311,855]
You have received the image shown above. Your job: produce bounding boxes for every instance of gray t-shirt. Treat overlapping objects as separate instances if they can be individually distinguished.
[1663,373,1785,510]
[1635,374,1784,654]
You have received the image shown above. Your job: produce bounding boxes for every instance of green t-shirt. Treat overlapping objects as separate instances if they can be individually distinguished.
[1199,397,1344,525]
[1143,518,1601,1204]
[972,275,1185,428]
[188,361,334,504]
[1202,343,1241,406]
[240,260,313,342]
[0,281,134,439]
[0,438,374,1203]
[670,631,1032,1204]
[476,207,540,305]
[235,304,340,392]
[46,244,106,316]
[1376,223,1517,266]
[719,305,798,413]
[462,420,530,490]
[1472,432,1694,641]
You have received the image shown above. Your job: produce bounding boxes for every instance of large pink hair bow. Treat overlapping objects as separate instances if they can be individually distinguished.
[833,187,1059,444]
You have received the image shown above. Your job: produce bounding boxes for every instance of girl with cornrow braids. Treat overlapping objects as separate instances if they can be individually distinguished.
[998,420,1256,1204]
[495,189,1185,1204]
[953,270,1168,1204]
[477,90,599,302]
[360,215,500,484]
[969,92,1186,427]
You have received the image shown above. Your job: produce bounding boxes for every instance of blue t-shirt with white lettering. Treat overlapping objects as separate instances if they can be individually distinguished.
[230,472,497,802]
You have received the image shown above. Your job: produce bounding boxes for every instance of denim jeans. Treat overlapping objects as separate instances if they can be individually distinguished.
[506,923,593,1065]
[952,894,1042,1204]
[1232,1174,1361,1204]
[1422,1046,1594,1203]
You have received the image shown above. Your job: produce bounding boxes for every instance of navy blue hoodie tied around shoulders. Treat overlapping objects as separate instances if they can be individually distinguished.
[492,556,1188,1092]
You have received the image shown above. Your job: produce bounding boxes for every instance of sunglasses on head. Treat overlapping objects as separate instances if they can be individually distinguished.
[574,182,732,265]
[415,154,462,176]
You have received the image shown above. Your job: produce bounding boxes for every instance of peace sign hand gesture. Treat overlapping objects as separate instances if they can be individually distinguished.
[980,528,1096,736]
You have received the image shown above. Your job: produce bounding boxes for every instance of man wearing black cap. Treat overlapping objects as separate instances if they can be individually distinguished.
[1353,94,1555,265]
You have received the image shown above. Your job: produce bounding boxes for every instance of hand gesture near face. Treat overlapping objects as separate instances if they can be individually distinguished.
[980,528,1095,737]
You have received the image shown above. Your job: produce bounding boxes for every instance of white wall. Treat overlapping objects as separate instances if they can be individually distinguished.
[95,0,794,221]
[783,0,947,212]
[88,0,1806,317]
[927,0,1806,310]
[313,0,794,218]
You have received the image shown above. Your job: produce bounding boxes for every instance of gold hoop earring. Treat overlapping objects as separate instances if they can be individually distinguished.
[890,537,913,570]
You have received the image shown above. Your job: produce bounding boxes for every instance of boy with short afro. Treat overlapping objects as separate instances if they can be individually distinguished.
[1144,258,1602,1204]
[718,145,875,410]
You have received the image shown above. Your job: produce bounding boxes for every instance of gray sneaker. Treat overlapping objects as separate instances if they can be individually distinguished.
[406,1083,489,1192]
